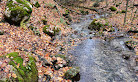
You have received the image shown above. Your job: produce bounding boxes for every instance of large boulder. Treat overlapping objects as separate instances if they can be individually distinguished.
[4,0,32,25]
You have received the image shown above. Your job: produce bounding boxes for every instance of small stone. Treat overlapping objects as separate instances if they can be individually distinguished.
[64,67,80,80]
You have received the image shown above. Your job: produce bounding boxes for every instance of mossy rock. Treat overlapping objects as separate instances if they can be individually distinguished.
[64,67,80,80]
[43,25,61,37]
[6,52,38,82]
[121,10,126,13]
[88,19,103,31]
[34,1,40,8]
[4,0,32,25]
[43,25,54,37]
[109,6,117,11]
[29,25,41,36]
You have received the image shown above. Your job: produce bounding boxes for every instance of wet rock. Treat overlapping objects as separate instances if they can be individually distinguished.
[64,67,80,80]
[4,0,32,25]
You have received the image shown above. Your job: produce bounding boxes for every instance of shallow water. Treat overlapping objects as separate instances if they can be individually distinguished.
[68,14,137,82]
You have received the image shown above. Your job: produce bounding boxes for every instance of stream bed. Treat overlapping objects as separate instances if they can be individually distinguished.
[68,14,138,82]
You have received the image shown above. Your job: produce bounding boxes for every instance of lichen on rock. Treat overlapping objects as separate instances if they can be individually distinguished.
[4,0,32,25]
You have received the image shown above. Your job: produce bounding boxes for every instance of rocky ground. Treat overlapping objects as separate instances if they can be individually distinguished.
[0,0,137,82]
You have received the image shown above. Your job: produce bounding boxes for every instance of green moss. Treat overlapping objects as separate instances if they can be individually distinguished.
[34,1,41,8]
[43,25,54,37]
[88,19,103,31]
[65,10,70,14]
[104,23,109,26]
[29,25,34,30]
[4,0,32,25]
[43,25,50,33]
[109,6,117,11]
[29,25,41,36]
[43,25,60,37]
[7,52,19,58]
[121,10,126,13]
[6,52,38,82]
[53,27,61,35]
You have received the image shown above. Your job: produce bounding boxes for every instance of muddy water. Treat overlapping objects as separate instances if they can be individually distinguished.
[68,14,138,82]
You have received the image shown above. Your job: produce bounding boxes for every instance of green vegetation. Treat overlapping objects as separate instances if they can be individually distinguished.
[88,19,103,31]
[121,10,126,13]
[43,25,61,37]
[4,52,38,82]
[34,1,41,8]
[4,0,32,25]
[29,25,41,36]
[109,6,117,11]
